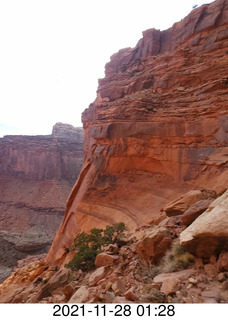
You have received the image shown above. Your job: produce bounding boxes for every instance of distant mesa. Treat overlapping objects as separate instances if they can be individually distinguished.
[0,123,84,181]
[52,122,84,141]
[0,122,84,282]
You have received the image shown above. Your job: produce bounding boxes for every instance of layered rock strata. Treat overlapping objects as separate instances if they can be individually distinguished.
[0,123,84,281]
[47,0,228,265]
[0,122,84,181]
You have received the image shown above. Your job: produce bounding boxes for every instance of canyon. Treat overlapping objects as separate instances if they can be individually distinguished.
[0,123,84,282]
[0,0,228,304]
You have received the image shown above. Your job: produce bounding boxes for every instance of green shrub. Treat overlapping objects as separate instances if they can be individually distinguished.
[67,246,100,272]
[66,222,126,272]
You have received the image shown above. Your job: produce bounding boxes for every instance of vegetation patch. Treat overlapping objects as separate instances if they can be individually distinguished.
[149,240,195,278]
[140,287,167,303]
[66,222,126,272]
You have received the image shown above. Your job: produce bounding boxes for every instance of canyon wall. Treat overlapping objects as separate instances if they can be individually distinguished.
[0,122,84,181]
[0,123,84,281]
[47,0,228,265]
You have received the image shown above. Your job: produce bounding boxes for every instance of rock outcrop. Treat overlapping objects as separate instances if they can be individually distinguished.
[46,0,228,265]
[0,123,84,281]
[163,190,216,217]
[180,199,214,226]
[180,190,228,258]
[135,227,172,265]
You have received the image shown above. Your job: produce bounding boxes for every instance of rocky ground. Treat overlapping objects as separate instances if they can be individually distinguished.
[0,188,228,303]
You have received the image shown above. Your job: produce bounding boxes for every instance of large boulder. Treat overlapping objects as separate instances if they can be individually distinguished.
[135,227,172,265]
[68,286,89,303]
[164,190,216,217]
[95,253,119,267]
[180,199,213,226]
[180,190,228,258]
[153,269,197,285]
[88,266,106,287]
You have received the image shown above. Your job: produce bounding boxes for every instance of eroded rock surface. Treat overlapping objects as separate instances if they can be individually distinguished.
[47,0,228,265]
[135,227,172,265]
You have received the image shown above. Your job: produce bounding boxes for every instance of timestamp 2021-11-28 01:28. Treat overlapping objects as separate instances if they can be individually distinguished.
[53,304,176,317]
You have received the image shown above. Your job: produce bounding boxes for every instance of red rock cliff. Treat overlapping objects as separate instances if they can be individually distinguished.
[0,123,84,280]
[47,0,228,264]
[0,122,84,181]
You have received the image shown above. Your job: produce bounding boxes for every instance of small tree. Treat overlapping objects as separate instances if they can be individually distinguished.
[104,222,126,243]
[66,222,126,272]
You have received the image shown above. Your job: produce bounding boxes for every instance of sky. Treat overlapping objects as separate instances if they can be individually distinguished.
[0,0,214,137]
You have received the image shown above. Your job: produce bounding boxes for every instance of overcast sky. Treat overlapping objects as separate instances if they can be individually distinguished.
[0,0,214,137]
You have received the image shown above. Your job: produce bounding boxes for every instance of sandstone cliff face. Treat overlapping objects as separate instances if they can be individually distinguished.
[0,123,84,281]
[47,0,228,265]
[0,122,84,181]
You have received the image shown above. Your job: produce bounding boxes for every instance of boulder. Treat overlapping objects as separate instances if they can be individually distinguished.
[88,266,106,287]
[180,199,213,226]
[180,190,228,258]
[135,227,172,265]
[124,287,138,301]
[64,283,75,300]
[217,251,228,272]
[68,286,89,303]
[159,215,182,227]
[204,264,217,280]
[164,190,215,217]
[153,269,197,285]
[160,277,181,295]
[201,289,221,303]
[112,279,126,295]
[95,253,119,267]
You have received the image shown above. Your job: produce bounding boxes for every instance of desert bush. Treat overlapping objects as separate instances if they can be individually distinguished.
[66,222,126,272]
[161,240,195,273]
[148,240,195,277]
[148,265,163,279]
[140,287,167,303]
